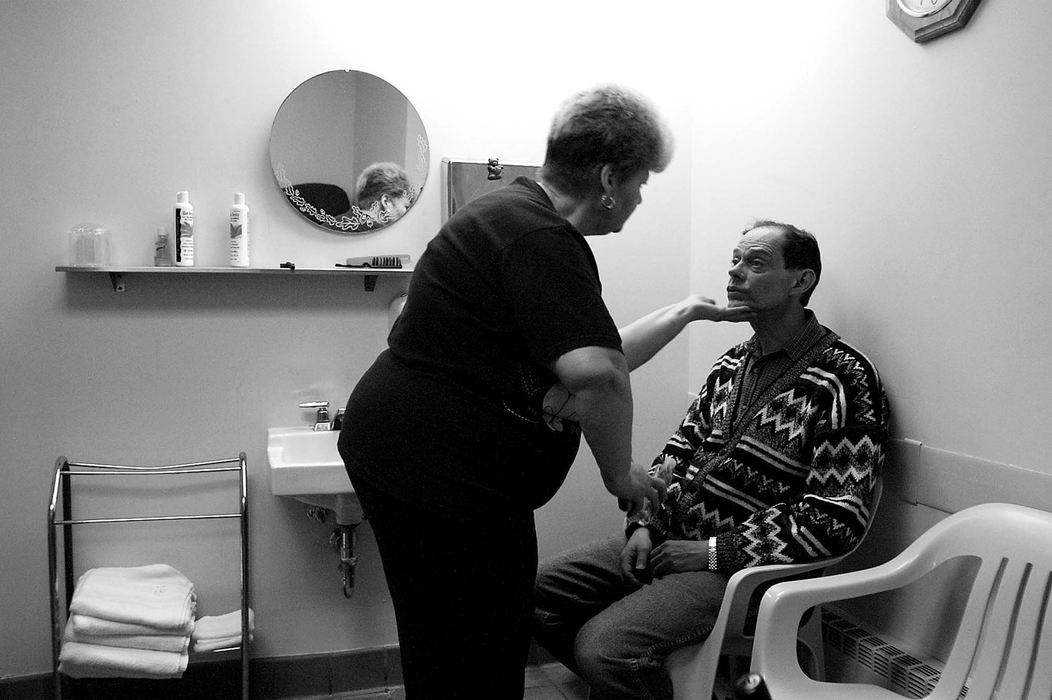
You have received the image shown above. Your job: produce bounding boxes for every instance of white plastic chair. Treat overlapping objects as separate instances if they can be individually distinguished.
[750,502,1052,699]
[667,479,883,700]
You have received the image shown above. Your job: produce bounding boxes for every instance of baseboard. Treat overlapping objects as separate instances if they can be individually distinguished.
[0,671,51,699]
[1,646,403,699]
[3,646,571,698]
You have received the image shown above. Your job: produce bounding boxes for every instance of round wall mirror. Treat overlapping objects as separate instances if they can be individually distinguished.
[270,70,429,234]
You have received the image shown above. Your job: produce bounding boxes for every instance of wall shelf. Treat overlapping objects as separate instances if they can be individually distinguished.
[56,265,413,292]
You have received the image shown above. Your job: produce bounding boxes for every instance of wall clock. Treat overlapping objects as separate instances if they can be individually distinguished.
[887,0,982,43]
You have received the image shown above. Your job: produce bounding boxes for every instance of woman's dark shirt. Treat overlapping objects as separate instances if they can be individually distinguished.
[340,178,622,514]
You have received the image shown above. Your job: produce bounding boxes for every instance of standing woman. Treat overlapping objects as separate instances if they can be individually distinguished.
[339,85,672,698]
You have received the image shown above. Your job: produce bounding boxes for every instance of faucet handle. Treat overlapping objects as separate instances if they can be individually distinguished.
[333,407,346,431]
[299,401,331,428]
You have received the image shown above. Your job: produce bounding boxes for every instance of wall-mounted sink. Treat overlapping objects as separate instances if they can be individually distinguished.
[267,426,362,524]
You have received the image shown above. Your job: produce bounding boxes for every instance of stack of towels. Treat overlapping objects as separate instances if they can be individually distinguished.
[59,564,196,679]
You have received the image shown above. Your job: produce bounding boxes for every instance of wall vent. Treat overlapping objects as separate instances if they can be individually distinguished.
[821,608,969,698]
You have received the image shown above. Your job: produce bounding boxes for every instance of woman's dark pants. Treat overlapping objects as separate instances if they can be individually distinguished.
[350,475,538,699]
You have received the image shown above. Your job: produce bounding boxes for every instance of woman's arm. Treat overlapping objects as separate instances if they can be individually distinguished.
[541,296,752,423]
[620,294,753,371]
[550,345,665,515]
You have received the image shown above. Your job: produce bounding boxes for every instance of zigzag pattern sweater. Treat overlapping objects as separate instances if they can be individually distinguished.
[633,323,889,574]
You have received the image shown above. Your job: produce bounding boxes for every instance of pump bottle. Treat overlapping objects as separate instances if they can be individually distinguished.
[174,191,195,266]
[229,192,250,267]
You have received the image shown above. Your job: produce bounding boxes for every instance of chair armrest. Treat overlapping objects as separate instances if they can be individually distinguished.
[721,558,843,639]
[666,560,840,699]
[758,551,937,623]
[750,550,943,697]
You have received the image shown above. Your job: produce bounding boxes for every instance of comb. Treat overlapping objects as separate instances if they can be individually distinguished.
[339,254,411,269]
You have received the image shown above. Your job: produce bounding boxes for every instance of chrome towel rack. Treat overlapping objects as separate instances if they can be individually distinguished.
[47,454,249,699]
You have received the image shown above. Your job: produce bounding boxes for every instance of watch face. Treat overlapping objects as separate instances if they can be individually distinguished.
[896,0,954,17]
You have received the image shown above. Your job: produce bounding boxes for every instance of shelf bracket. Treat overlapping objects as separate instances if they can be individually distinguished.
[363,274,377,292]
[108,272,126,293]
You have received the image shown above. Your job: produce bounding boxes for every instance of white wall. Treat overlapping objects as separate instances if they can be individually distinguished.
[0,0,696,677]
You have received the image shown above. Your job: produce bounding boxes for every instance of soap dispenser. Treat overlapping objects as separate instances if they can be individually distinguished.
[229,192,249,267]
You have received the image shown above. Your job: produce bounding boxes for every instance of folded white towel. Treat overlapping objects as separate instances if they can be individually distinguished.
[192,632,255,654]
[64,620,189,654]
[58,640,189,679]
[69,565,196,632]
[192,609,255,641]
[191,609,255,653]
[71,613,193,638]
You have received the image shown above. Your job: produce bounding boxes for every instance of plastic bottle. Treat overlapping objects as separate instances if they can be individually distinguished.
[154,226,171,266]
[229,192,249,267]
[174,191,195,267]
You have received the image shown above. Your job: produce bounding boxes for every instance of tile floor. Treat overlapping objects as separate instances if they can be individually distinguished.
[318,662,588,699]
[524,663,589,700]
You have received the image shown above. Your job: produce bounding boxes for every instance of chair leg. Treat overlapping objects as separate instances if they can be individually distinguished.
[715,655,749,700]
[796,605,826,680]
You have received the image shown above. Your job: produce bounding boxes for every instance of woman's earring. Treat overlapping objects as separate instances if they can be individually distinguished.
[600,194,616,210]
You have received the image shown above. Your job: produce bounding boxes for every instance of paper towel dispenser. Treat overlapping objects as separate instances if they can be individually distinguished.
[440,158,541,222]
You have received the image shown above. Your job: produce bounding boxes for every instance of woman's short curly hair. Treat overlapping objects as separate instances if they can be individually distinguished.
[540,85,673,198]
[355,162,411,208]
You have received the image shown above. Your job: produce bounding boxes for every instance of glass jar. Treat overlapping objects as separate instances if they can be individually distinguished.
[68,224,111,267]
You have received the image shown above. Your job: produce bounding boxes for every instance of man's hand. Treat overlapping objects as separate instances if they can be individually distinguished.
[610,461,667,517]
[650,539,709,577]
[620,527,653,582]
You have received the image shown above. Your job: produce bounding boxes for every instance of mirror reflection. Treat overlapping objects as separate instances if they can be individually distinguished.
[270,70,429,234]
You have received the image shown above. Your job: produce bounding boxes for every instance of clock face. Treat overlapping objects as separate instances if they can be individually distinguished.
[896,0,954,17]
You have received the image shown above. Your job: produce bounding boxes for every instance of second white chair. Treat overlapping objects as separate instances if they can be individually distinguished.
[750,501,1052,700]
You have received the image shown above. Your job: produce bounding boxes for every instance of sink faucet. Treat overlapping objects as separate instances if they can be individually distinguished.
[299,401,332,431]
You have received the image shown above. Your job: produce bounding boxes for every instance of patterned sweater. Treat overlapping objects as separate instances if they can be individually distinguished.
[632,321,889,574]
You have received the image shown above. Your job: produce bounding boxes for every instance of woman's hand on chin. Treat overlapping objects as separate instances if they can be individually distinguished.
[687,294,756,323]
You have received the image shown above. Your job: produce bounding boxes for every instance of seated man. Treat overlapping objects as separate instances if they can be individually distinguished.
[533,220,890,699]
[353,161,413,226]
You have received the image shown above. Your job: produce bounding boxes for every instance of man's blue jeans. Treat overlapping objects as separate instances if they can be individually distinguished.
[533,533,728,700]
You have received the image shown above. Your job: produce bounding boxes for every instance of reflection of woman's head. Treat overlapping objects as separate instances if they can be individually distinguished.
[355,162,413,222]
[540,85,673,199]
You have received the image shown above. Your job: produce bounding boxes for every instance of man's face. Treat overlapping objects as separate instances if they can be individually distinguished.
[726,226,800,312]
[380,193,411,222]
